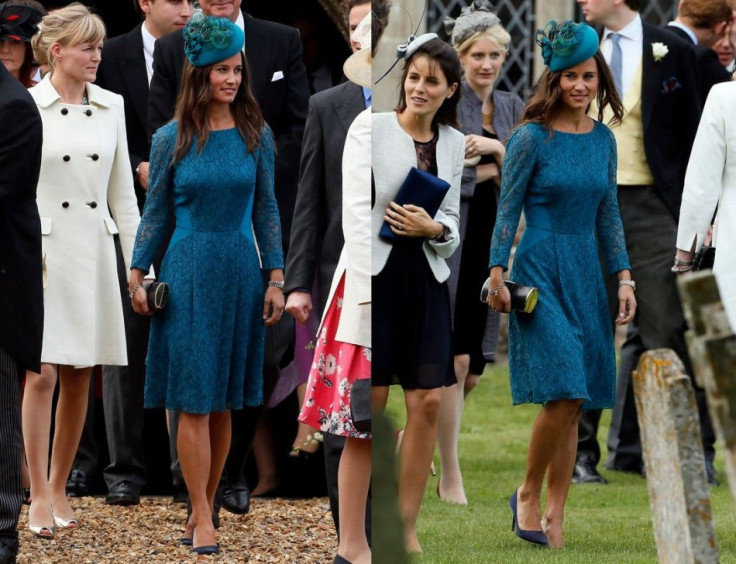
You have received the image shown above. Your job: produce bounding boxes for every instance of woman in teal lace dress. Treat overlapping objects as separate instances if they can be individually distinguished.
[487,21,636,548]
[129,15,284,555]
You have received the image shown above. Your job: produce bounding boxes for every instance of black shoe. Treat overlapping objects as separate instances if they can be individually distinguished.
[172,482,188,504]
[66,468,92,497]
[221,485,250,515]
[334,556,352,564]
[0,545,17,564]
[572,456,607,484]
[105,481,141,506]
[706,461,720,486]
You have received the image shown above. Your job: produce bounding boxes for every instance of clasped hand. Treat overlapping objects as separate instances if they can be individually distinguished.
[464,134,505,162]
[384,201,439,238]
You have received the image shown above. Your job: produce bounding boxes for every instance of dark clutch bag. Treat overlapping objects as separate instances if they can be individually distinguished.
[480,278,539,314]
[693,245,715,271]
[143,281,170,311]
[350,377,371,433]
[379,167,451,241]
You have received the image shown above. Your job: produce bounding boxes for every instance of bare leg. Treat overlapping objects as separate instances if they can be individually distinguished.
[291,383,320,454]
[251,415,280,496]
[516,399,583,535]
[48,366,92,523]
[23,365,56,532]
[437,354,469,505]
[542,406,582,548]
[464,374,481,399]
[399,388,442,553]
[178,412,216,549]
[336,437,372,564]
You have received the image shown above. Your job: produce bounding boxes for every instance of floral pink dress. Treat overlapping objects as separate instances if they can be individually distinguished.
[298,274,371,439]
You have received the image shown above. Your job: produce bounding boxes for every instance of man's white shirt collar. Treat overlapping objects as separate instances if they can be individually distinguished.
[141,21,157,85]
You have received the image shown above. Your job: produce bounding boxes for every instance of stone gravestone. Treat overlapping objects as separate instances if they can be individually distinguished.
[632,349,717,564]
[679,271,736,512]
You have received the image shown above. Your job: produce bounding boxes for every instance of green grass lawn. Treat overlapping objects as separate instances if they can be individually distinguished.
[383,362,736,563]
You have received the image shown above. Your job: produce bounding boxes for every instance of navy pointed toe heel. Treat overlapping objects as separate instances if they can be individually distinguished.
[192,544,219,555]
[509,491,548,546]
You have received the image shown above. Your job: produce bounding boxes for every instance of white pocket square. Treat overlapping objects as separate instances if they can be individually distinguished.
[271,70,284,82]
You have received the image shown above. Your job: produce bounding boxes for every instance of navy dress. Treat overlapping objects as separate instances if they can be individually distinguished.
[489,121,630,410]
[131,123,283,414]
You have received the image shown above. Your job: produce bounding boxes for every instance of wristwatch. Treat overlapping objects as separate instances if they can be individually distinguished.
[267,280,284,290]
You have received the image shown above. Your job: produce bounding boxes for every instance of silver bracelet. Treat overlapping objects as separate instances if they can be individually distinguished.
[267,280,284,290]
[618,279,636,291]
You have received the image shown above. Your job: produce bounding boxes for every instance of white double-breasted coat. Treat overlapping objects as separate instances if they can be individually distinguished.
[30,75,140,366]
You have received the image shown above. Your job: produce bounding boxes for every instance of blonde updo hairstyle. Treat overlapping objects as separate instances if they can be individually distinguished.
[31,2,105,68]
[454,25,511,57]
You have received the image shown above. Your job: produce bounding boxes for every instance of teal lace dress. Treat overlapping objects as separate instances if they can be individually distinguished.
[489,121,630,410]
[131,122,283,414]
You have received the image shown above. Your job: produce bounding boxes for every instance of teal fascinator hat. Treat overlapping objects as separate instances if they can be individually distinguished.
[536,20,599,72]
[183,13,244,67]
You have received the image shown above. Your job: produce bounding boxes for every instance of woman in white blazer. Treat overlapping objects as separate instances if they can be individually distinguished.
[675,80,736,330]
[371,35,464,554]
[23,4,140,538]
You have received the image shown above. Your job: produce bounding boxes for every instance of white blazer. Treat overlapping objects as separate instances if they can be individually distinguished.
[319,108,371,348]
[677,81,736,331]
[371,111,464,282]
[30,75,140,366]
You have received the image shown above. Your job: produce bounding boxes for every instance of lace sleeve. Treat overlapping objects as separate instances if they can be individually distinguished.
[488,124,539,270]
[130,124,175,271]
[596,127,630,274]
[252,126,284,270]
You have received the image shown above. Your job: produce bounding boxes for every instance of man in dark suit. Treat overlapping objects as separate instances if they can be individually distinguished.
[284,0,370,536]
[666,0,733,100]
[148,0,309,515]
[0,62,43,564]
[575,0,709,484]
[91,0,193,506]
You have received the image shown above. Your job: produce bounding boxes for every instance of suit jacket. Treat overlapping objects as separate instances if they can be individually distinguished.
[677,81,736,330]
[664,24,731,105]
[639,22,702,219]
[95,23,150,213]
[0,64,43,373]
[148,13,309,249]
[283,80,364,316]
[371,112,464,283]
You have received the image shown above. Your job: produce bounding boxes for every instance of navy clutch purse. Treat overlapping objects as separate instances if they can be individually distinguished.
[379,167,451,241]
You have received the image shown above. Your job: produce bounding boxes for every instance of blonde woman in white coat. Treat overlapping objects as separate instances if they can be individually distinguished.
[371,35,464,554]
[675,80,736,330]
[23,4,140,538]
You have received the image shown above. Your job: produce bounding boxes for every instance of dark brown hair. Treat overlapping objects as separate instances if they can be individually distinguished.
[172,51,264,163]
[394,38,462,129]
[3,0,46,87]
[371,0,390,57]
[519,51,624,134]
[624,0,642,11]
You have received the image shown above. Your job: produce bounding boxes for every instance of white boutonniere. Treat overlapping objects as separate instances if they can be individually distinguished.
[652,42,669,62]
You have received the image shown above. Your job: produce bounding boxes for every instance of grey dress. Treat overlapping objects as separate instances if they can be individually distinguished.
[447,81,524,369]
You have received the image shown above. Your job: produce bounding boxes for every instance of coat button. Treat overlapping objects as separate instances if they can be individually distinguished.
[61,108,68,115]
[63,155,70,162]
[91,153,99,161]
[85,109,92,116]
[62,201,69,208]
[88,201,98,209]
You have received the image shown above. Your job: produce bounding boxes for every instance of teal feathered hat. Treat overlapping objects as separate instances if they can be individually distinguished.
[536,20,599,72]
[183,13,244,67]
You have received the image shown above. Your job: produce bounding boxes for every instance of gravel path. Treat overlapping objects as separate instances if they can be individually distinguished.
[17,497,336,563]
